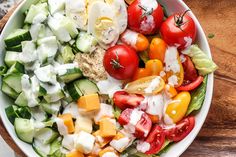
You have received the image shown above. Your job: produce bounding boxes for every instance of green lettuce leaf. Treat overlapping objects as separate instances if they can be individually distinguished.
[182,45,218,75]
[186,76,208,116]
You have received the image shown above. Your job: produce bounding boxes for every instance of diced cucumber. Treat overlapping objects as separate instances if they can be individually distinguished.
[3,73,23,93]
[0,65,7,75]
[6,62,25,74]
[48,0,65,15]
[75,79,99,95]
[56,64,83,83]
[41,100,61,115]
[39,86,47,96]
[4,29,31,47]
[34,127,59,144]
[76,32,97,53]
[14,118,34,143]
[20,41,37,64]
[41,83,65,103]
[15,92,28,107]
[4,51,20,67]
[6,44,22,52]
[67,82,82,101]
[33,139,51,157]
[5,105,19,124]
[31,106,48,122]
[25,3,49,24]
[61,45,75,63]
[16,107,31,120]
[34,65,57,84]
[1,82,19,99]
[49,137,63,156]
[23,24,30,30]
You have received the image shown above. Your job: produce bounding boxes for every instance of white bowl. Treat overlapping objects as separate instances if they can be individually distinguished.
[0,0,214,157]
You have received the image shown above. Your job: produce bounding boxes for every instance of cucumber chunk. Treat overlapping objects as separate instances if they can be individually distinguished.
[25,3,49,24]
[76,32,97,53]
[49,137,64,156]
[48,0,65,15]
[16,107,31,120]
[14,118,34,143]
[67,82,82,101]
[6,44,22,52]
[34,128,59,144]
[41,82,65,103]
[7,62,25,74]
[31,106,48,122]
[5,105,19,124]
[61,45,75,64]
[1,82,19,99]
[15,92,28,107]
[4,51,20,67]
[41,100,61,115]
[33,139,51,157]
[3,73,23,93]
[75,79,99,95]
[4,29,31,47]
[56,64,83,83]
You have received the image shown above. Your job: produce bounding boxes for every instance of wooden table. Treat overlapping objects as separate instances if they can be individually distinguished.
[0,0,236,157]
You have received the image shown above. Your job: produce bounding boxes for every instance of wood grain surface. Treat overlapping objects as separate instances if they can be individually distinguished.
[0,0,235,157]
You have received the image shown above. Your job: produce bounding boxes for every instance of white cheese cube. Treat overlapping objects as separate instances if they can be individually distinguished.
[75,131,95,154]
[75,116,93,133]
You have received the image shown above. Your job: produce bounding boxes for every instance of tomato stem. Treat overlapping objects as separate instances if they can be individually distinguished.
[110,51,124,69]
[138,5,154,18]
[174,10,190,28]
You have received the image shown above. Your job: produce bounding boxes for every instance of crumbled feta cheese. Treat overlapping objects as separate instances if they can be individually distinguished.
[136,141,150,153]
[168,75,178,86]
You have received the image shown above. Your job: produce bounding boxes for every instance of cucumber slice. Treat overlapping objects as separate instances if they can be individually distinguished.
[3,73,23,93]
[4,51,20,67]
[75,79,99,95]
[6,44,22,52]
[76,32,97,53]
[16,107,31,120]
[41,100,61,115]
[25,3,49,24]
[1,82,19,99]
[33,139,51,157]
[61,45,75,63]
[35,128,59,144]
[6,62,25,74]
[67,82,82,101]
[31,106,48,122]
[4,29,31,47]
[15,92,28,107]
[5,105,19,124]
[14,118,34,143]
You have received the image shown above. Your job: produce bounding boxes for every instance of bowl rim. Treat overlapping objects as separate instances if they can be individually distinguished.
[0,0,214,157]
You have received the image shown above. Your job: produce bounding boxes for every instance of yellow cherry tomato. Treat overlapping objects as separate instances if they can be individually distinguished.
[145,59,164,76]
[135,33,149,51]
[164,84,177,98]
[149,38,167,63]
[132,68,150,80]
[166,52,184,87]
[125,76,165,95]
[165,92,191,123]
[125,0,135,5]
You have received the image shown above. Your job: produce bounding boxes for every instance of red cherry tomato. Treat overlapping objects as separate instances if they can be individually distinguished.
[177,76,204,91]
[182,55,198,84]
[103,45,139,80]
[128,0,164,35]
[118,108,152,138]
[144,125,165,154]
[160,10,196,50]
[164,116,195,142]
[113,91,145,110]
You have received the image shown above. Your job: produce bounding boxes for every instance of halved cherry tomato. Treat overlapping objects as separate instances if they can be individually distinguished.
[165,92,191,124]
[118,108,152,138]
[149,38,167,63]
[144,125,165,154]
[125,76,165,95]
[177,76,204,91]
[121,29,149,52]
[113,91,144,110]
[181,55,198,84]
[132,68,150,80]
[145,59,163,76]
[164,116,195,142]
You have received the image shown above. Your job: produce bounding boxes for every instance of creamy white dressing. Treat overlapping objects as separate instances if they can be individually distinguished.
[139,0,158,12]
[144,76,161,94]
[55,117,68,135]
[62,134,76,150]
[91,143,101,155]
[63,102,81,118]
[102,152,118,157]
[34,65,57,84]
[180,54,186,63]
[94,103,114,123]
[168,75,178,86]
[30,23,44,40]
[48,0,65,14]
[75,131,95,154]
[122,29,138,47]
[140,15,155,32]
[184,36,193,49]
[34,139,51,154]
[136,141,150,153]
[55,63,77,76]
[110,137,130,151]
[145,94,164,119]
[164,46,180,73]
[32,13,47,24]
[19,41,37,63]
[124,109,143,134]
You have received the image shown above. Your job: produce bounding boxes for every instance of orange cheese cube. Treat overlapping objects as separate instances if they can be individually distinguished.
[58,113,75,134]
[66,150,84,157]
[93,130,113,147]
[99,118,116,138]
[98,147,119,157]
[77,94,100,112]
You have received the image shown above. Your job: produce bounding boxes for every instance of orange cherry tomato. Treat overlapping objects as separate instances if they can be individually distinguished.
[145,59,163,76]
[132,68,150,80]
[135,34,149,51]
[165,92,191,123]
[164,84,177,98]
[149,38,167,63]
[147,114,159,124]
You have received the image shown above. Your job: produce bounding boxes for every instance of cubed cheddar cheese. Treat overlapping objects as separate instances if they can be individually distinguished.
[77,94,100,112]
[58,113,75,134]
[66,150,84,157]
[110,132,130,152]
[75,116,93,133]
[93,130,113,147]
[75,131,95,154]
[99,118,116,138]
[98,147,119,157]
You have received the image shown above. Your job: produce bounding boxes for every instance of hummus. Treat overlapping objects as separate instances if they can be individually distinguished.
[75,46,107,82]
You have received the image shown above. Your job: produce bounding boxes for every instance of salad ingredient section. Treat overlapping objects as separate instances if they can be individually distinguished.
[0,0,218,157]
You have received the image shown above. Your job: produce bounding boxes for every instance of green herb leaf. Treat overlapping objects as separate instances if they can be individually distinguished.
[208,33,215,39]
[113,106,122,119]
[186,76,208,116]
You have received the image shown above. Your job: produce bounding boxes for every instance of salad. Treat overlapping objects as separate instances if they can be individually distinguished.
[0,0,218,157]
